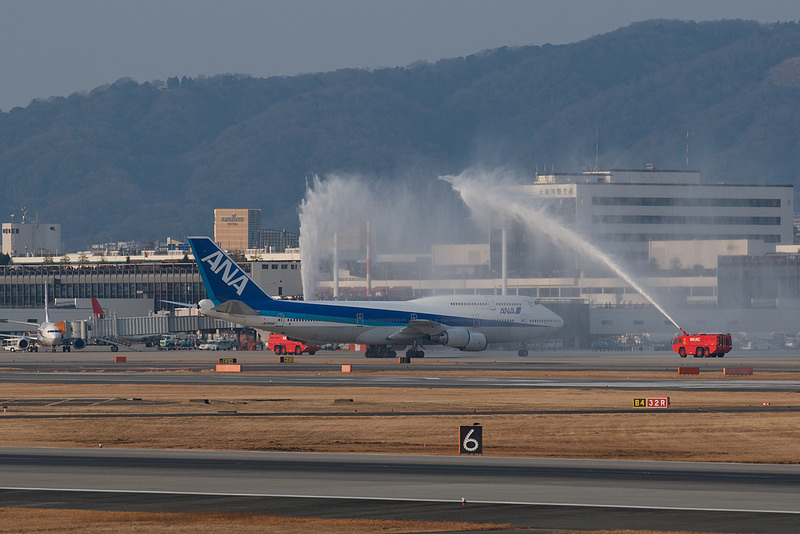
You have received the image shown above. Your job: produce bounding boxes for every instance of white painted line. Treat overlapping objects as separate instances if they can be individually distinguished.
[2,486,799,515]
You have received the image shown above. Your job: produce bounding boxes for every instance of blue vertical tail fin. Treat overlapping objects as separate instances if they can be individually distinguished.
[188,236,273,304]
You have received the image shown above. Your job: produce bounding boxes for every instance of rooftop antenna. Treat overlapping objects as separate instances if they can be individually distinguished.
[593,126,599,172]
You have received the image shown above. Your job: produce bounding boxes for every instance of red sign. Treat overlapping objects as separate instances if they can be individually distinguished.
[633,397,670,408]
[647,397,670,408]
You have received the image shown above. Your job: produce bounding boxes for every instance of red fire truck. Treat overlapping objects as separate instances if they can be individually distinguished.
[672,331,733,358]
[268,334,320,355]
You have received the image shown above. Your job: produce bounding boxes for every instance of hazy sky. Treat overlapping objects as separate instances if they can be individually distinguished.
[1,0,797,112]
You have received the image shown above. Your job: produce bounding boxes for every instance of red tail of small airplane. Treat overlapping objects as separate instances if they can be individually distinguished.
[91,298,105,319]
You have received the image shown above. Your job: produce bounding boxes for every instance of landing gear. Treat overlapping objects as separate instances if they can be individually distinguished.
[365,345,397,358]
[518,349,529,357]
[111,345,119,352]
[405,341,425,359]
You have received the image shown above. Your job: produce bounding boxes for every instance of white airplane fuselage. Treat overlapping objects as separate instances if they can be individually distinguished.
[36,321,64,347]
[189,236,564,356]
[199,294,563,347]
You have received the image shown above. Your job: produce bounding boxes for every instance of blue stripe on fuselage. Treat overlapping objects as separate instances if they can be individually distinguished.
[188,236,547,330]
[250,299,542,329]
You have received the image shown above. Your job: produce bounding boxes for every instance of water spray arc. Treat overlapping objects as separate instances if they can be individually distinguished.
[442,171,685,334]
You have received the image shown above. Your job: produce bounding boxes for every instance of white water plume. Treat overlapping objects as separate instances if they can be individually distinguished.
[442,168,685,333]
[299,173,476,300]
[299,175,368,299]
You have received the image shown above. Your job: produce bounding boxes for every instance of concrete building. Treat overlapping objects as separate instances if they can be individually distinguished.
[213,209,300,253]
[649,239,773,270]
[2,210,61,257]
[260,228,300,252]
[493,169,793,275]
[214,209,262,251]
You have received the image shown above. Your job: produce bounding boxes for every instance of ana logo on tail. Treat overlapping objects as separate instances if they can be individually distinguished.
[201,251,249,296]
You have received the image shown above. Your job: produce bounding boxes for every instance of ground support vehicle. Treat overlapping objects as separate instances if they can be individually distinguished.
[158,335,194,350]
[198,339,235,351]
[672,331,733,358]
[268,334,319,355]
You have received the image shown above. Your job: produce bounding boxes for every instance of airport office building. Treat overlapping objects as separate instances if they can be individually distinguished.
[493,169,793,275]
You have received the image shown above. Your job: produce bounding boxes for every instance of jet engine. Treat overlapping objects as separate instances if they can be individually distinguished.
[72,338,86,350]
[198,299,215,313]
[431,328,488,351]
[16,338,30,350]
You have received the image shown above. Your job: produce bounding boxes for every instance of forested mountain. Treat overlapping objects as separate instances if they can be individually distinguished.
[1,19,800,250]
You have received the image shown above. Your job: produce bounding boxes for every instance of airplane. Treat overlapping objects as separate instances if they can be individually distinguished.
[188,236,564,357]
[1,284,87,352]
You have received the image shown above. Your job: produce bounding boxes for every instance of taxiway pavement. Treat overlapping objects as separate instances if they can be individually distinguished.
[1,448,798,532]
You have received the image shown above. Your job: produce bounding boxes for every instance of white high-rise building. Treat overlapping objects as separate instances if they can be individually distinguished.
[493,168,793,275]
[1,210,61,257]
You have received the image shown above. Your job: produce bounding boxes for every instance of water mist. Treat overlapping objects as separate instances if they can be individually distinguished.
[442,168,685,333]
[298,173,477,300]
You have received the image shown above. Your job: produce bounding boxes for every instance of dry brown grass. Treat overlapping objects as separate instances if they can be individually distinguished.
[0,508,726,533]
[0,508,508,533]
[1,383,799,462]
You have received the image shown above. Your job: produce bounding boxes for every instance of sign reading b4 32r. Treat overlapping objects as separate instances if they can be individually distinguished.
[633,397,670,408]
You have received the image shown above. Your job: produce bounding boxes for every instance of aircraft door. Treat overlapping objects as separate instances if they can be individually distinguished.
[277,313,285,327]
[357,313,364,325]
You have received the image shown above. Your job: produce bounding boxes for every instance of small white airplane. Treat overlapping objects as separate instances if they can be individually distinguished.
[189,236,563,357]
[1,284,87,352]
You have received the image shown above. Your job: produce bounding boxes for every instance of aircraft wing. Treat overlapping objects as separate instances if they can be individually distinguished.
[160,299,196,308]
[212,300,261,316]
[3,320,39,327]
[0,333,35,340]
[386,319,447,342]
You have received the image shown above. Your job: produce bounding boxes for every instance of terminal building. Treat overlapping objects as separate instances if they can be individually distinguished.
[493,169,793,275]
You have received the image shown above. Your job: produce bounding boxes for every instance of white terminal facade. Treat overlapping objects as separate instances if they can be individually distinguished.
[1,211,61,257]
[524,169,792,266]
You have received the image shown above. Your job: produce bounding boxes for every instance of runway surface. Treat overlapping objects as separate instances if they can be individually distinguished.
[3,348,800,531]
[1,347,800,391]
[3,370,800,392]
[1,448,799,532]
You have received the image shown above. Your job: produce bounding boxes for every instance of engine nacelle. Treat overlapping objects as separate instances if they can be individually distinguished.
[431,328,488,352]
[198,299,215,313]
[17,338,29,350]
[72,338,86,350]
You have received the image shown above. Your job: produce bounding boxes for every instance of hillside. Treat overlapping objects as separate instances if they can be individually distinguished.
[1,19,800,250]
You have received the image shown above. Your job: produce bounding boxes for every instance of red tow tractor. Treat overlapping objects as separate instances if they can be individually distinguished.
[268,334,320,356]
